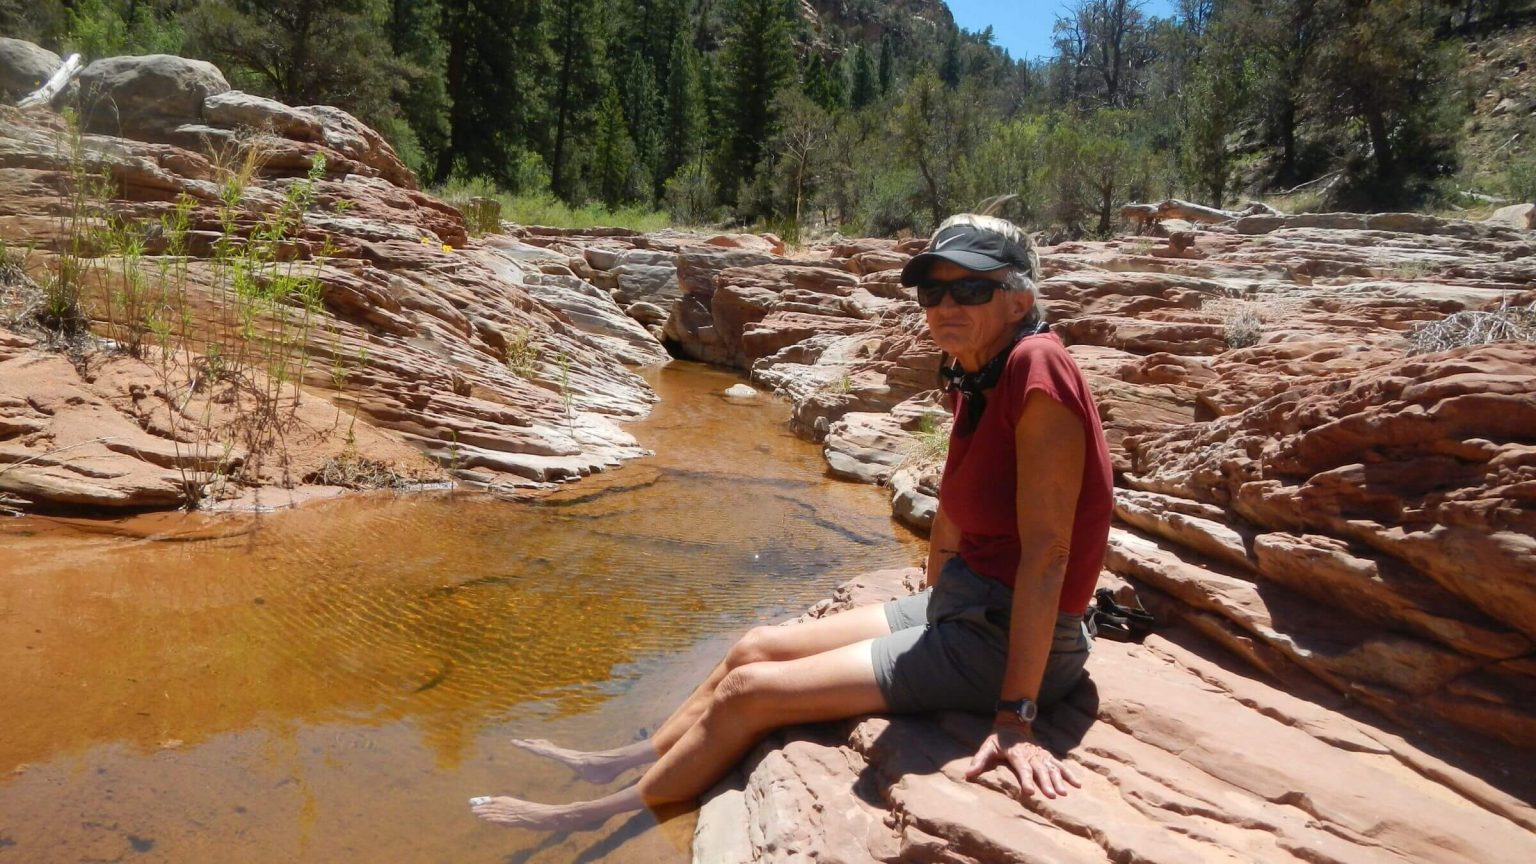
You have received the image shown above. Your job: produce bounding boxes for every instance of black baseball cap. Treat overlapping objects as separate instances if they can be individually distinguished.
[900,223,1037,285]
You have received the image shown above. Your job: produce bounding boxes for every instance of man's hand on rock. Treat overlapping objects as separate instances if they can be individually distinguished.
[964,721,1082,800]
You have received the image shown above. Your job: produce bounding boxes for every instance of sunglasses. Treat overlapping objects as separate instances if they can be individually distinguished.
[915,278,1003,308]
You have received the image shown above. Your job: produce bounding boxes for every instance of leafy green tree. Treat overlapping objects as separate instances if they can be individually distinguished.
[64,0,185,59]
[1042,110,1146,235]
[1177,12,1255,206]
[1310,0,1464,204]
[770,89,835,229]
[184,0,397,126]
[1231,0,1325,187]
[958,116,1050,226]
[892,73,988,228]
[713,0,797,208]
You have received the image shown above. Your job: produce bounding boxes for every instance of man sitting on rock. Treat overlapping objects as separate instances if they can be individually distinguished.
[470,213,1114,831]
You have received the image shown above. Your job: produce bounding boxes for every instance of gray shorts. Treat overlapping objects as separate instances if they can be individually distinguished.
[871,558,1090,714]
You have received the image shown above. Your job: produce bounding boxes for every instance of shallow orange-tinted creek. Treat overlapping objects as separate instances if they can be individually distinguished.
[0,362,924,863]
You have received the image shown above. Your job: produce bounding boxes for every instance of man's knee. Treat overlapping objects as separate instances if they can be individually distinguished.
[711,662,779,715]
[725,625,786,670]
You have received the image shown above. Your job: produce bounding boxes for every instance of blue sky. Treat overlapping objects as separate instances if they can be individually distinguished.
[946,0,1180,61]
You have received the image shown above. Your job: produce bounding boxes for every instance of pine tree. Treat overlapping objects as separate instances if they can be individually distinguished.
[593,82,638,206]
[661,27,706,190]
[548,0,607,200]
[877,34,895,95]
[1050,0,1155,108]
[940,27,963,89]
[433,0,552,187]
[385,0,450,175]
[1310,0,1462,203]
[802,54,844,111]
[714,0,798,207]
[619,48,663,199]
[849,43,876,109]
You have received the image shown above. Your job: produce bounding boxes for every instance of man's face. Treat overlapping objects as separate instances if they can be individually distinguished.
[921,261,1033,363]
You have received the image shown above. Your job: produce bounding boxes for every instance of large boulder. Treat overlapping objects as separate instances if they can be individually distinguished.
[1485,202,1535,231]
[197,91,417,190]
[66,54,229,140]
[202,89,326,141]
[0,37,61,102]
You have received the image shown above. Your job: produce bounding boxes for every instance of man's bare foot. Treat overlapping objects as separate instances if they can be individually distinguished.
[470,790,638,832]
[509,738,643,785]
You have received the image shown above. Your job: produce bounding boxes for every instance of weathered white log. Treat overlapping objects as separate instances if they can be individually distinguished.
[1155,198,1243,224]
[18,53,80,109]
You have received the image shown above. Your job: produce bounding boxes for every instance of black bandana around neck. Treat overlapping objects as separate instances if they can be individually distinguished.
[941,320,1050,437]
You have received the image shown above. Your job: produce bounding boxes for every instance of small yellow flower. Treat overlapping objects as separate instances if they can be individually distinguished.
[418,236,431,245]
[442,244,453,253]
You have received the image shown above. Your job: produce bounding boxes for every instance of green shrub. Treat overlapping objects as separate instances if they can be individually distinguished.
[433,178,675,233]
[1503,155,1536,204]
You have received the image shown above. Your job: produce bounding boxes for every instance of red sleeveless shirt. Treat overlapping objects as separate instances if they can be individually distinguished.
[938,332,1113,614]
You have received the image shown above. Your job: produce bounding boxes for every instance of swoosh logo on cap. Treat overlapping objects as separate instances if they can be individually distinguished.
[932,233,961,250]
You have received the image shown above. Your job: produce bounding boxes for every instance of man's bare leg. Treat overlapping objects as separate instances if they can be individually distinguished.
[470,785,644,831]
[506,604,893,784]
[473,639,887,830]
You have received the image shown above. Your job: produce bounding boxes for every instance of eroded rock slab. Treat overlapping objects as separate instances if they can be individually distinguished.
[696,570,1536,864]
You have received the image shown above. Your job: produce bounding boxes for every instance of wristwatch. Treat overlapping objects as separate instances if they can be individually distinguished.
[994,697,1038,725]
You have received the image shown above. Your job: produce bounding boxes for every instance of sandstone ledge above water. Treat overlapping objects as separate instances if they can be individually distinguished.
[695,569,1536,864]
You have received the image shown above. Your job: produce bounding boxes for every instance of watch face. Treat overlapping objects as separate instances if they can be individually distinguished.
[997,699,1038,722]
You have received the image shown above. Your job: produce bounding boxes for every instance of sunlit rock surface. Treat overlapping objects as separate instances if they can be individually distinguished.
[0,67,658,508]
[695,569,1536,864]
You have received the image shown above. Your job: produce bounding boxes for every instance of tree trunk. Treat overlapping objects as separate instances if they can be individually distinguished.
[550,4,577,200]
[793,154,805,232]
[433,7,467,185]
[1277,98,1298,185]
[1365,108,1394,185]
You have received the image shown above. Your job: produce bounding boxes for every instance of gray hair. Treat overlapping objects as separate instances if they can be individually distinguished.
[935,213,1046,329]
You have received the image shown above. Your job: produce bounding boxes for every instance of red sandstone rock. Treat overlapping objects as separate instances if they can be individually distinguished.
[697,569,1536,864]
[0,92,655,509]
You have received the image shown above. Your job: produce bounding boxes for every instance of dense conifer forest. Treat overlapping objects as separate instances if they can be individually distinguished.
[6,0,1535,235]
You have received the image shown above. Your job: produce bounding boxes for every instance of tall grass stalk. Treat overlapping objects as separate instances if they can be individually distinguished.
[57,127,339,507]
